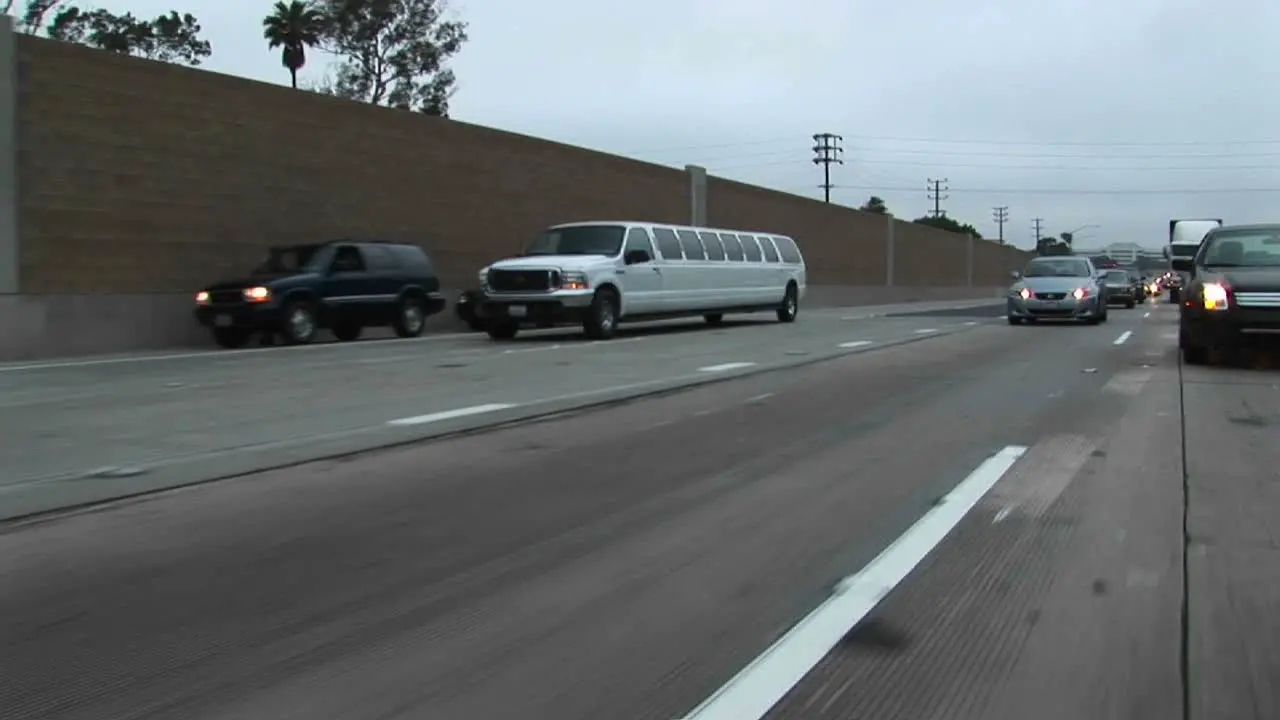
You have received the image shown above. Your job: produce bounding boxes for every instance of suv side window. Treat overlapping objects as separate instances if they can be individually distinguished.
[331,245,365,272]
[363,245,399,271]
[624,227,655,258]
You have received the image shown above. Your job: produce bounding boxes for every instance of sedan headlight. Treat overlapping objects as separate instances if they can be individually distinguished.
[559,271,589,290]
[1202,282,1230,310]
[1015,287,1031,299]
[1072,287,1088,300]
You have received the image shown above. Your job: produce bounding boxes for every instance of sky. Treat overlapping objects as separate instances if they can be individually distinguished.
[25,0,1280,250]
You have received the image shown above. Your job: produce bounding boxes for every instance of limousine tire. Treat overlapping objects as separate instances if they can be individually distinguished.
[583,287,619,340]
[776,283,799,323]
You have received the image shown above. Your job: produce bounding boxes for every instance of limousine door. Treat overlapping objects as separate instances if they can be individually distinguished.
[617,227,663,315]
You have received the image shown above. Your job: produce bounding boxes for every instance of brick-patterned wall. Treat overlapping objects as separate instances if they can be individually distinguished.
[16,34,1032,295]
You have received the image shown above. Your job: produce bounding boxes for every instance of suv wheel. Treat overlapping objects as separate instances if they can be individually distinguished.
[393,296,426,338]
[584,288,618,340]
[281,301,317,344]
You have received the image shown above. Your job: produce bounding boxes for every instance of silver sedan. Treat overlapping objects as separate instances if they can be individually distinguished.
[1007,257,1108,325]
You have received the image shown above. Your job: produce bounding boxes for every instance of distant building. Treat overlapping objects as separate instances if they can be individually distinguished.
[1073,242,1164,264]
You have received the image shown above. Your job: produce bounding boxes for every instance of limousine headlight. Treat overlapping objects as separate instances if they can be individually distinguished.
[559,271,589,290]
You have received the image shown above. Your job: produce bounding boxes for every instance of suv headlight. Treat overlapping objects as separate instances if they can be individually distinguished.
[559,271,589,290]
[478,268,489,289]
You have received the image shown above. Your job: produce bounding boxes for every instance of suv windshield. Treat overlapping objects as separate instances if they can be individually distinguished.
[1199,230,1280,267]
[523,225,625,256]
[1023,258,1091,277]
[253,245,323,274]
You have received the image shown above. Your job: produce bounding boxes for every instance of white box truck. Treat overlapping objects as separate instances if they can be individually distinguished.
[1165,218,1223,300]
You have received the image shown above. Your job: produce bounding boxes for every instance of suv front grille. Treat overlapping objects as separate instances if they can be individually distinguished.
[487,269,558,293]
[209,290,244,304]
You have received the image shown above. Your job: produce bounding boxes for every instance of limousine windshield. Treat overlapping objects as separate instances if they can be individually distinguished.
[523,224,625,256]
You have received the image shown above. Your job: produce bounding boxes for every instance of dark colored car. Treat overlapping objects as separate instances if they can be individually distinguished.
[1102,269,1137,308]
[1176,224,1280,364]
[194,240,446,348]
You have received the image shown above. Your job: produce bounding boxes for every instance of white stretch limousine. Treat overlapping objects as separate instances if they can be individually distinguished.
[475,221,807,340]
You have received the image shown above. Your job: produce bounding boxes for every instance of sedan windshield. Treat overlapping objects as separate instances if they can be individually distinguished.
[1023,259,1091,277]
[523,225,625,256]
[1200,230,1280,267]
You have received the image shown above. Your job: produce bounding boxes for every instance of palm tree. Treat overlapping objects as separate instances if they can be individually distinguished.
[262,0,325,89]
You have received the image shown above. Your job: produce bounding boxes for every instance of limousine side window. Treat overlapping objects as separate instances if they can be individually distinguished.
[773,236,803,264]
[676,230,705,260]
[719,233,745,261]
[698,232,726,261]
[652,227,683,260]
[623,227,655,261]
[740,234,763,261]
[760,237,781,263]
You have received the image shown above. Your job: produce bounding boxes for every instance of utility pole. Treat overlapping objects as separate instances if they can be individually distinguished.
[992,206,1009,244]
[812,133,843,203]
[927,178,949,217]
[1032,217,1044,244]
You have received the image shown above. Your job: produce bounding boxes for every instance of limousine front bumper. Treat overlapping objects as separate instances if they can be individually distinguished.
[477,290,595,326]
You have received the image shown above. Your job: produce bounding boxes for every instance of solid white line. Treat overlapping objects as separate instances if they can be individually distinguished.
[745,393,774,403]
[837,341,873,349]
[386,403,516,426]
[679,444,1028,720]
[1114,331,1132,345]
[963,321,978,326]
[914,328,938,334]
[699,362,757,373]
[0,333,478,373]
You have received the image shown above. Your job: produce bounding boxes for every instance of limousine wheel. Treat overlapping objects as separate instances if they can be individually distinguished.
[776,283,799,323]
[584,288,619,340]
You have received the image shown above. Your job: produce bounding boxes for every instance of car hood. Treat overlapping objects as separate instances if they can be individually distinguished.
[1218,267,1280,292]
[490,254,611,271]
[1018,276,1092,292]
[204,273,301,290]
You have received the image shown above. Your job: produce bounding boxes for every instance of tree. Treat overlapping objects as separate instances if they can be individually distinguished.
[262,1,326,89]
[23,1,212,65]
[1036,237,1073,256]
[912,214,983,240]
[315,0,468,116]
[1059,231,1074,246]
[859,195,888,214]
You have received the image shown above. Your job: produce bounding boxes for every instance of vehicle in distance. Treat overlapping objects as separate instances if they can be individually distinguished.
[1007,256,1108,325]
[194,240,446,348]
[475,221,806,340]
[1167,218,1222,301]
[1102,269,1138,308]
[1175,223,1280,364]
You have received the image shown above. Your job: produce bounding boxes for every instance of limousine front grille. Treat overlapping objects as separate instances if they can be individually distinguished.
[487,269,558,293]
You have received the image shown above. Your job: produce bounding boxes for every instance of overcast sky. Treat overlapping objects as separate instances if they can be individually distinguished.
[61,0,1280,249]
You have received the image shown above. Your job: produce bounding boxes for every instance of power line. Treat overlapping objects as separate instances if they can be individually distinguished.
[1032,218,1044,243]
[927,178,949,217]
[828,184,1280,195]
[626,133,1280,155]
[993,206,1009,245]
[812,133,844,204]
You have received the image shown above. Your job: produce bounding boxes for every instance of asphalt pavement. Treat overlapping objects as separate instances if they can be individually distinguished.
[1,295,1276,720]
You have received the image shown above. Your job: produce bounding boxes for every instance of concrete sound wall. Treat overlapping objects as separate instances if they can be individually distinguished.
[0,26,1031,360]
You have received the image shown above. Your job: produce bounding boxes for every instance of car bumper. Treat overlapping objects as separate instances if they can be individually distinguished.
[1182,308,1280,348]
[194,304,282,331]
[477,290,595,326]
[1105,289,1135,303]
[1007,295,1100,319]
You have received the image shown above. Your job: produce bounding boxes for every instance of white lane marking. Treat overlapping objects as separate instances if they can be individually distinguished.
[963,321,978,326]
[386,403,516,426]
[837,341,873,349]
[0,333,477,372]
[992,504,1015,523]
[985,434,1094,518]
[679,444,1028,720]
[1113,331,1132,345]
[914,328,937,334]
[745,393,774,403]
[1143,312,1151,318]
[503,344,563,354]
[699,362,757,373]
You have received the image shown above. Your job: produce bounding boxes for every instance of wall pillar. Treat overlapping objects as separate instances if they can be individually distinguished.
[966,233,975,286]
[0,15,18,294]
[685,164,707,226]
[885,213,895,286]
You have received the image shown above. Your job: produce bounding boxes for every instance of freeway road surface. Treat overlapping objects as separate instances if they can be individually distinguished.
[2,297,1277,719]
